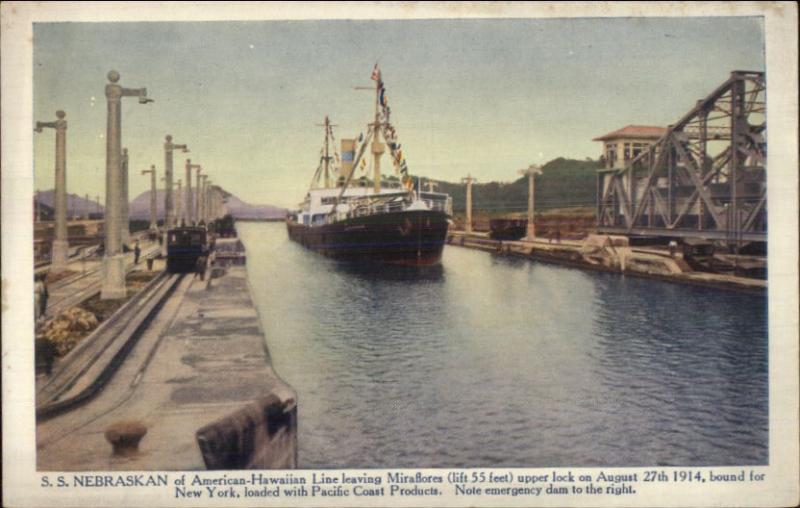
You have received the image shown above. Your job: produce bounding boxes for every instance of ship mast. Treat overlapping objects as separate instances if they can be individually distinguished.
[371,71,384,194]
[324,115,331,188]
[312,116,337,189]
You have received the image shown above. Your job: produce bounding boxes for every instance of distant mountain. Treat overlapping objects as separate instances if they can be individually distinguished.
[221,193,286,220]
[35,190,103,218]
[129,189,168,220]
[129,188,286,220]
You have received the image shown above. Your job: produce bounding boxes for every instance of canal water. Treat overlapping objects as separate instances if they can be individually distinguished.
[238,222,768,469]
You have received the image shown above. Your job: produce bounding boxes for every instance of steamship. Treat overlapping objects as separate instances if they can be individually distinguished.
[286,66,452,266]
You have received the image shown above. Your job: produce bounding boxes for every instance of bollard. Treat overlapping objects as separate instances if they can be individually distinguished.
[105,420,147,456]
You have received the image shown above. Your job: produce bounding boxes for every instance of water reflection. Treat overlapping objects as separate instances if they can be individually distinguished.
[239,223,768,468]
[333,261,445,283]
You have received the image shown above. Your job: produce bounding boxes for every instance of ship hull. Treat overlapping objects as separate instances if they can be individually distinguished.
[287,210,449,266]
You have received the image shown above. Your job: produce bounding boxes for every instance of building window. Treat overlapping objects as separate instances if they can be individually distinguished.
[606,143,616,167]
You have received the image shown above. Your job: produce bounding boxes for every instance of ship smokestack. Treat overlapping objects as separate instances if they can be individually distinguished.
[340,139,356,184]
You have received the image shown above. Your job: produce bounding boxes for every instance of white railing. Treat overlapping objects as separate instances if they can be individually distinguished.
[324,195,452,225]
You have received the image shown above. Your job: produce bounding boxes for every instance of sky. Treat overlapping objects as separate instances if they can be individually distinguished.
[33,17,765,208]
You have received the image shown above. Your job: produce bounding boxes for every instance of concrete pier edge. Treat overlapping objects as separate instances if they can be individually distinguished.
[448,231,766,295]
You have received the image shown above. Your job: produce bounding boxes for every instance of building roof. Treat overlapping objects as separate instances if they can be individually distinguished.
[593,125,667,141]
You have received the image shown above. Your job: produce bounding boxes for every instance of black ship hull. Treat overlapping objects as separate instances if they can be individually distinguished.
[287,210,449,265]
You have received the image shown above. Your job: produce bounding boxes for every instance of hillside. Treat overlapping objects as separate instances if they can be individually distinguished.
[127,189,286,220]
[36,190,103,217]
[426,157,601,214]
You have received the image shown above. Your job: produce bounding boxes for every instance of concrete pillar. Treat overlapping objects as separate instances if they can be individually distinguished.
[212,187,216,220]
[34,110,69,271]
[164,135,188,231]
[164,137,175,231]
[102,70,151,300]
[528,171,535,239]
[196,170,204,224]
[176,179,183,226]
[192,164,203,224]
[519,165,542,240]
[185,159,194,225]
[141,165,157,232]
[212,188,220,220]
[163,136,187,255]
[208,180,212,224]
[200,175,208,223]
[120,148,131,246]
[461,175,476,234]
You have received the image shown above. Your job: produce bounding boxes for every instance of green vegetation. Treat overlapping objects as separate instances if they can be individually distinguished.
[424,157,601,214]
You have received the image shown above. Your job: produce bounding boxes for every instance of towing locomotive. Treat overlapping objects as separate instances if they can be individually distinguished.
[166,226,208,273]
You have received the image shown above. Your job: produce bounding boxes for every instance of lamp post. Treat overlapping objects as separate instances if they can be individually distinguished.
[160,175,167,229]
[192,164,205,224]
[175,179,183,226]
[203,180,215,223]
[189,161,202,224]
[34,110,69,271]
[101,70,152,300]
[200,181,211,226]
[164,135,188,232]
[461,174,477,234]
[141,165,157,232]
[207,185,216,221]
[519,164,543,240]
[120,148,131,245]
[200,174,209,224]
[212,187,218,220]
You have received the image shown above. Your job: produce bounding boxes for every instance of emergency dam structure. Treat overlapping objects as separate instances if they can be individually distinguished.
[596,71,766,247]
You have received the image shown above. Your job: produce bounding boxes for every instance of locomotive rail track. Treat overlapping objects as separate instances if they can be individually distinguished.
[36,272,185,420]
[43,247,160,319]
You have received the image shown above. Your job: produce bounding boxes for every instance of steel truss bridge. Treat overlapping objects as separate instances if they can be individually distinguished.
[597,71,766,245]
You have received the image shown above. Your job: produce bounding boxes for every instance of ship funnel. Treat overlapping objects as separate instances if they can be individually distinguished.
[340,139,356,181]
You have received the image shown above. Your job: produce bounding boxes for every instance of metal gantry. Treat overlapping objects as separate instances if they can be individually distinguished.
[597,71,766,246]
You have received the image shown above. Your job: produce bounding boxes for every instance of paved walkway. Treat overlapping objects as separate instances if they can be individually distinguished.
[36,266,294,470]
